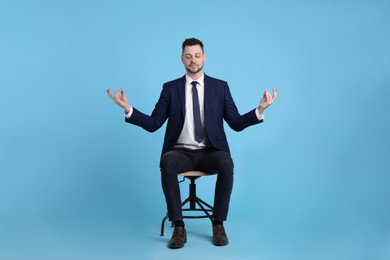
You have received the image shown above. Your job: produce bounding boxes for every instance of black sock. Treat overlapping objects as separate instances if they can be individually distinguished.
[213,220,223,226]
[174,220,185,228]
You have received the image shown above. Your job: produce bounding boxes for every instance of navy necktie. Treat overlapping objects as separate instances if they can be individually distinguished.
[191,81,203,143]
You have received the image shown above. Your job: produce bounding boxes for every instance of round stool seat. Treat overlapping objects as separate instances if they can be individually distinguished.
[178,171,215,177]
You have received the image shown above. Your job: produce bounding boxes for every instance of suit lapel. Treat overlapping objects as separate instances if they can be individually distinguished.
[177,76,186,116]
[203,74,212,123]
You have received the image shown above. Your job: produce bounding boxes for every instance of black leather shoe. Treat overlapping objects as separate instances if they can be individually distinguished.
[168,226,187,249]
[212,224,229,246]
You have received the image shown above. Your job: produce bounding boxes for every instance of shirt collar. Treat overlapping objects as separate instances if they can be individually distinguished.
[186,73,204,85]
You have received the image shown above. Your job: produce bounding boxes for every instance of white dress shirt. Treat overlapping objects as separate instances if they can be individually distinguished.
[174,74,211,150]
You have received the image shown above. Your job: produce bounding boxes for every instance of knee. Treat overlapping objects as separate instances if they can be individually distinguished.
[216,154,234,173]
[160,151,179,173]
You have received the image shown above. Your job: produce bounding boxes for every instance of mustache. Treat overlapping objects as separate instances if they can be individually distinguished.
[186,64,203,74]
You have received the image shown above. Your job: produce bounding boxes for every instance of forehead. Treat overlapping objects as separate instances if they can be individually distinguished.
[183,45,204,55]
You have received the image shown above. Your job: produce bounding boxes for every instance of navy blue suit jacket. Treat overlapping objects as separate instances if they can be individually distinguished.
[126,74,263,157]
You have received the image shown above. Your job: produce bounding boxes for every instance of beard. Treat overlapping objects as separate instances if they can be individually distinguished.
[185,63,203,74]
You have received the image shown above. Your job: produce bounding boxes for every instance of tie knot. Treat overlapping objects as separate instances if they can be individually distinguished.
[191,81,198,87]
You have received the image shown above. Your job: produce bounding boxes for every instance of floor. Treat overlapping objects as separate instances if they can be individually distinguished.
[1,210,389,260]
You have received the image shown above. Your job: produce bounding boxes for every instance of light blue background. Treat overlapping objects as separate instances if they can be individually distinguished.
[1,0,390,259]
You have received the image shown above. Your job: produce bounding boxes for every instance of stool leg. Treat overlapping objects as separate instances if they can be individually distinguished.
[189,178,196,209]
[194,198,213,221]
[197,197,213,209]
[160,215,169,236]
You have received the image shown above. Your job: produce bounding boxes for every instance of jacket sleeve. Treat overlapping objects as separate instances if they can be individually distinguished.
[223,84,263,132]
[125,86,169,133]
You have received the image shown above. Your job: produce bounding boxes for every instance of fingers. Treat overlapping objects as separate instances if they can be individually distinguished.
[112,88,124,101]
[266,91,272,100]
[107,88,131,110]
[106,88,113,98]
[264,88,278,101]
[259,88,278,112]
[107,88,122,103]
[113,89,120,99]
[273,88,278,100]
[262,90,272,102]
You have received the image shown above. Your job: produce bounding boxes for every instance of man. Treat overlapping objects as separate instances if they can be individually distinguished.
[107,38,278,249]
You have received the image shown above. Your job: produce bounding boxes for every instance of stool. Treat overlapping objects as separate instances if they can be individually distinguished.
[160,171,215,236]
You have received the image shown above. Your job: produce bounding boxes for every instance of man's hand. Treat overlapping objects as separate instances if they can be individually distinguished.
[106,88,131,113]
[258,88,278,114]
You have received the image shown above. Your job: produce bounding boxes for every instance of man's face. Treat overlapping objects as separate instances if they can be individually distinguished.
[181,45,206,75]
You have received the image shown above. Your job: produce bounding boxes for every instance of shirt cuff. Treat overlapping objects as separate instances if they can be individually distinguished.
[125,106,133,118]
[255,108,265,121]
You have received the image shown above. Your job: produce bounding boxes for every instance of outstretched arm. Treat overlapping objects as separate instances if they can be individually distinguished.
[107,86,170,133]
[257,88,278,114]
[106,88,131,113]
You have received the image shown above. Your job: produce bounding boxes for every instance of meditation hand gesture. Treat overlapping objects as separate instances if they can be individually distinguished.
[258,88,278,114]
[106,88,131,113]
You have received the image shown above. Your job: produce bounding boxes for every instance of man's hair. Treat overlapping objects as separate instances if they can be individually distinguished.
[182,38,204,53]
